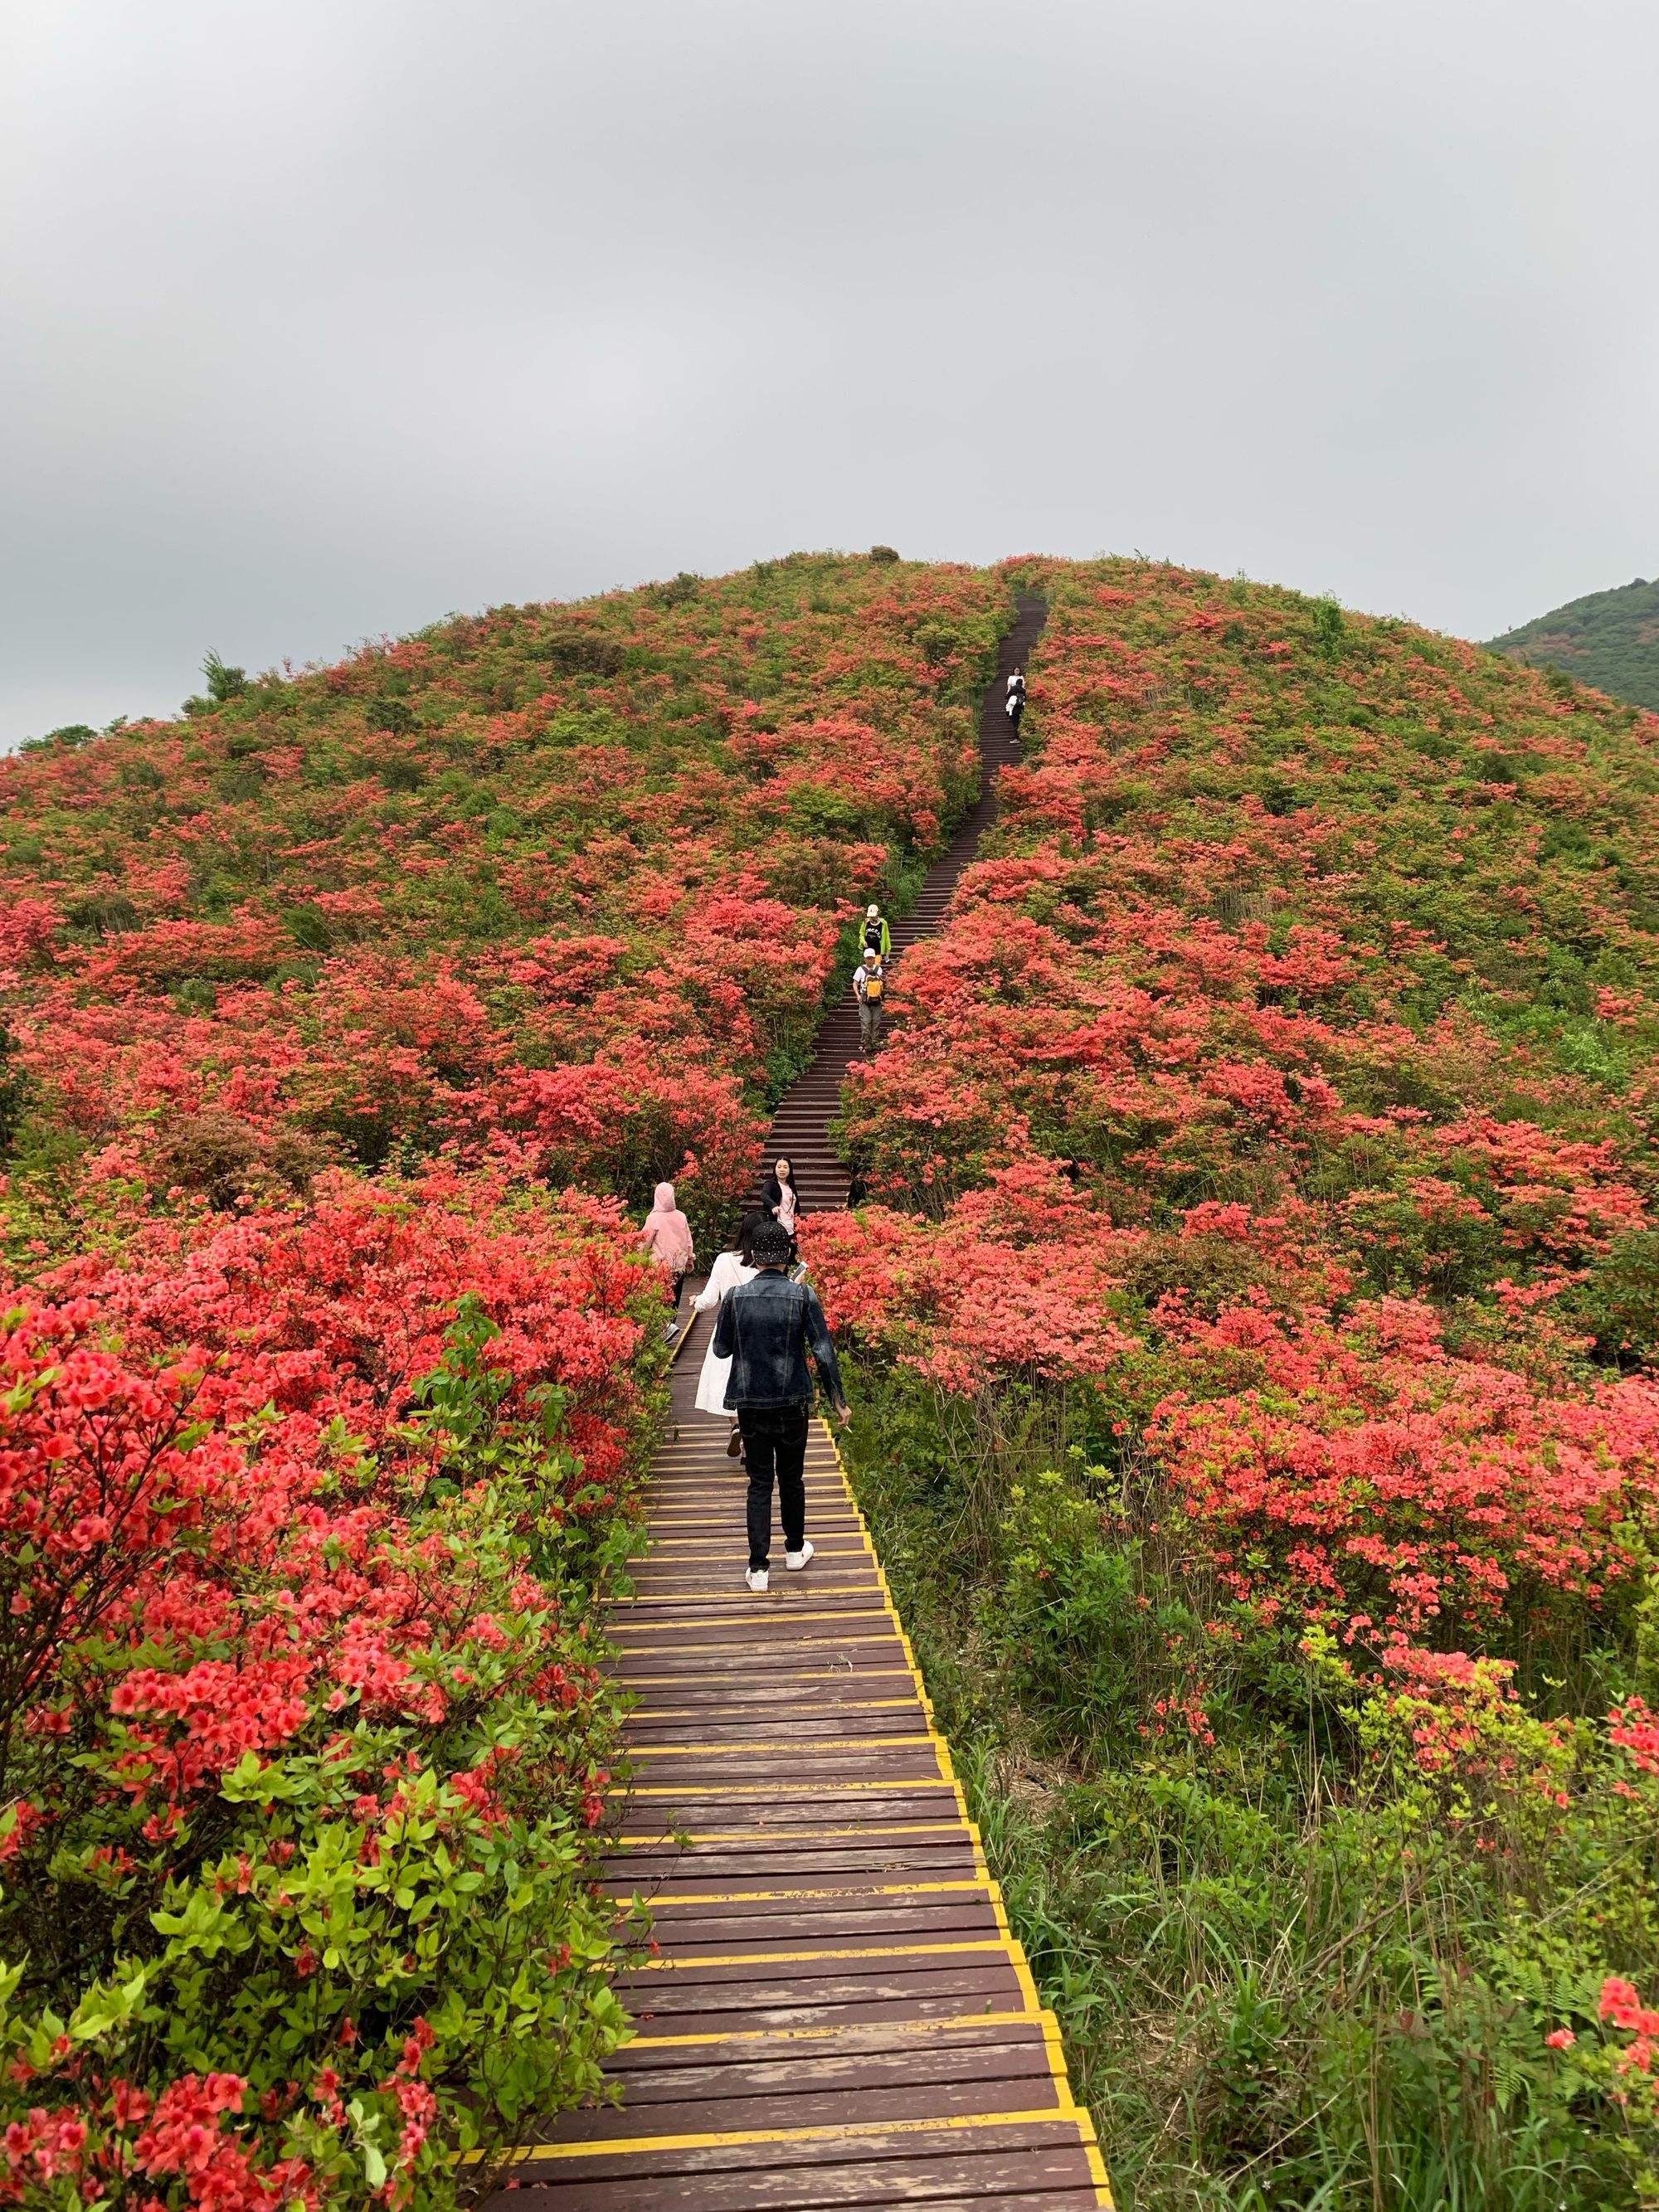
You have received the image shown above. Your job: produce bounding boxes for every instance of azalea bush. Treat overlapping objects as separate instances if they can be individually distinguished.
[0,1170,660,2208]
[812,557,1659,2207]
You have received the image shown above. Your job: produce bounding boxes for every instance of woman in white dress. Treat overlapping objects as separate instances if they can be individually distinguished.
[691,1241,758,1456]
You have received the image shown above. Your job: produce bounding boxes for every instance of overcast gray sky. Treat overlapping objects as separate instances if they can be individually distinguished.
[3,0,1656,747]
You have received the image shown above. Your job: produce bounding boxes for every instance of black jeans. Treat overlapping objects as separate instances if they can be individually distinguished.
[737,1402,809,1570]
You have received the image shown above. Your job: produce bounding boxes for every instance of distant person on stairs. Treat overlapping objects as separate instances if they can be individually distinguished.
[1007,665,1026,701]
[762,1156,801,1260]
[690,1220,762,1459]
[861,903,892,960]
[712,1215,850,1593]
[1005,688,1024,739]
[854,947,886,1053]
[640,1180,694,1337]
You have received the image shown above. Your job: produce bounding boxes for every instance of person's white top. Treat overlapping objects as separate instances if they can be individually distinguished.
[1005,692,1021,718]
[690,1250,758,1417]
[1007,670,1024,693]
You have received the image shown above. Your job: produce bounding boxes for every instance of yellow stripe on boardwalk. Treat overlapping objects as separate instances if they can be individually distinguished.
[512,2106,1079,2163]
[634,1938,1010,1971]
[610,1880,994,1904]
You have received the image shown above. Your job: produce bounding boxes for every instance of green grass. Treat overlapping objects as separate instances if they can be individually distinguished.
[839,1371,1652,2210]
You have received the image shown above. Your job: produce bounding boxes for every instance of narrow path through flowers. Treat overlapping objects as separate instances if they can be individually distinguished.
[481,597,1117,2210]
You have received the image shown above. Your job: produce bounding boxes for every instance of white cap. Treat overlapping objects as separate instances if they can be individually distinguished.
[866,904,879,917]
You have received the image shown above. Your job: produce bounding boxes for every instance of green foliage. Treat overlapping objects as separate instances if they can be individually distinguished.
[1571,1228,1659,1364]
[283,900,334,953]
[202,649,250,703]
[63,892,141,938]
[20,724,98,755]
[1490,576,1659,712]
[842,1352,1659,2210]
[369,694,416,736]
[1312,595,1345,659]
[0,1026,25,1159]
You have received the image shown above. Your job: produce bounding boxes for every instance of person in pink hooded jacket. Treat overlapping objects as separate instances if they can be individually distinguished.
[641,1180,695,1335]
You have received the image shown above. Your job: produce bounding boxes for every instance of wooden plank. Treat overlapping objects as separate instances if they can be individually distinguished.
[624,1696,925,1721]
[625,1752,946,1781]
[508,2190,1103,2211]
[614,1873,989,1903]
[609,2015,1052,2069]
[608,1858,985,1894]
[620,1965,1032,2025]
[547,2062,1064,2142]
[619,1809,966,1841]
[618,1718,927,1743]
[494,2116,1100,2205]
[626,1916,1008,1961]
[611,1993,1045,2043]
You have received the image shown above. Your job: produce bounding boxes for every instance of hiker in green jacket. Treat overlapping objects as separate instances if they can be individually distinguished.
[860,903,891,960]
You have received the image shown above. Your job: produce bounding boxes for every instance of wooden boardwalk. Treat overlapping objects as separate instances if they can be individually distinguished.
[486,597,1112,2208]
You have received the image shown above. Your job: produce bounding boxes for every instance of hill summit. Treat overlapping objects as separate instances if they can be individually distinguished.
[1488,572,1659,710]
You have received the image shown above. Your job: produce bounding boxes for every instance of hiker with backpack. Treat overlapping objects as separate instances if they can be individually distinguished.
[861,903,891,960]
[711,1214,851,1592]
[1005,688,1024,739]
[854,946,886,1053]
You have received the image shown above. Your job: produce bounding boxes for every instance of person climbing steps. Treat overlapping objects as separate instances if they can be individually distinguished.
[640,1179,694,1339]
[711,1215,850,1592]
[688,1216,763,1459]
[854,945,886,1053]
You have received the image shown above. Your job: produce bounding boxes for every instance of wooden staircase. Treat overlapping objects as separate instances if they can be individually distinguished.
[482,592,1117,2209]
[757,592,1048,1217]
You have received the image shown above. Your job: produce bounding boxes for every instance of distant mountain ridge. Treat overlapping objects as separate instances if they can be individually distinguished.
[1488,573,1659,710]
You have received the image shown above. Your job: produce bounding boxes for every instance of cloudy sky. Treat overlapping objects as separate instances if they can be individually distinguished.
[3,0,1655,746]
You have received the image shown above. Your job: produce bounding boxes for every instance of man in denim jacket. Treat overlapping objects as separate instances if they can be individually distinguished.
[712,1216,851,1592]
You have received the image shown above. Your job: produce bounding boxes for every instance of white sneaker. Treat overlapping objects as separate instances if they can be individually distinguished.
[785,1540,814,1572]
[745,1567,769,1593]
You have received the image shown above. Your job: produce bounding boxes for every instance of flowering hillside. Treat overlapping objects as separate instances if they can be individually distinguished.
[1,555,1000,1259]
[809,560,1659,2207]
[13,543,1659,2205]
[0,554,1001,2207]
